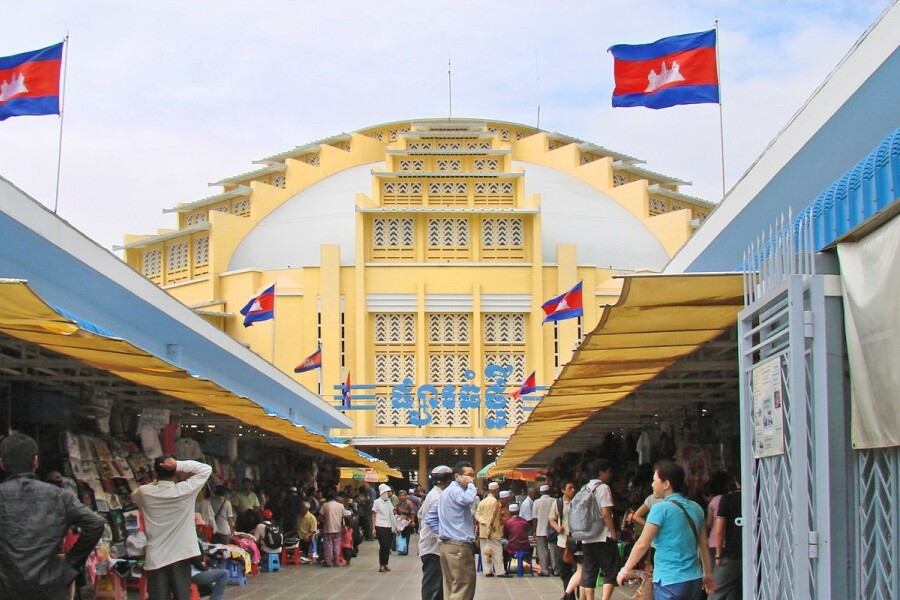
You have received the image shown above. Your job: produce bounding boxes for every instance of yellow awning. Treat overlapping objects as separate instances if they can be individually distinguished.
[0,280,401,477]
[491,273,744,474]
[339,467,388,483]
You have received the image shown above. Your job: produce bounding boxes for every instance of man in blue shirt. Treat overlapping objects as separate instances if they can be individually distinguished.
[617,461,715,599]
[426,461,478,600]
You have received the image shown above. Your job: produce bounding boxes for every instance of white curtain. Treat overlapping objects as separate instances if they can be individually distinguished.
[837,213,900,449]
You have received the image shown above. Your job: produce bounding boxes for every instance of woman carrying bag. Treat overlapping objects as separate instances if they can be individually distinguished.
[617,461,715,600]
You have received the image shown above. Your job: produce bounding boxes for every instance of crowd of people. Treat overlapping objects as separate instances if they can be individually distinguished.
[0,431,744,600]
[420,458,744,600]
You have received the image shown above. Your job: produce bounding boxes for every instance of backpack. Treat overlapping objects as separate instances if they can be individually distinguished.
[263,522,283,549]
[568,482,604,541]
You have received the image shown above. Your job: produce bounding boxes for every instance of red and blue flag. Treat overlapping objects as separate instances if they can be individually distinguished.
[542,281,584,323]
[609,29,718,110]
[0,42,63,121]
[240,284,275,327]
[341,372,352,408]
[512,371,537,400]
[294,347,322,373]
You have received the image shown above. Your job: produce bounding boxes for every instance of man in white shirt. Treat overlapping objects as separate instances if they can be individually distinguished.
[580,460,618,600]
[531,484,556,576]
[418,465,453,600]
[132,455,211,600]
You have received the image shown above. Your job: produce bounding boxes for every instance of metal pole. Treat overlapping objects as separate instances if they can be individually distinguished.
[270,283,277,366]
[448,56,452,120]
[53,34,70,214]
[715,18,727,201]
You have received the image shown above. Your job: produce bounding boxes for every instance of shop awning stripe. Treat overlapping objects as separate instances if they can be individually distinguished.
[0,280,401,477]
[490,273,744,474]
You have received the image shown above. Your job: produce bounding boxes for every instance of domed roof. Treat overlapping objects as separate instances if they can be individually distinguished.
[228,161,669,271]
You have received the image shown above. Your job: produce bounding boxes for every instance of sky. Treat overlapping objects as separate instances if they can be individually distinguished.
[0,1,893,252]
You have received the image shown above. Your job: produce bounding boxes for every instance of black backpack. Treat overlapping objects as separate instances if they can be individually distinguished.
[263,522,283,549]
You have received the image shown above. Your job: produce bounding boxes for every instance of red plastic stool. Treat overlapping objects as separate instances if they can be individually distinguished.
[282,544,302,566]
[190,583,201,600]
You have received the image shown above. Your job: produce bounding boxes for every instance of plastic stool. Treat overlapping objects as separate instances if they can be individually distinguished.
[282,544,302,566]
[507,550,534,577]
[190,583,201,600]
[225,558,247,586]
[260,552,281,572]
[94,573,125,600]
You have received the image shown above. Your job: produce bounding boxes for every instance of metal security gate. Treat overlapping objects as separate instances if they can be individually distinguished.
[856,446,900,598]
[739,212,851,599]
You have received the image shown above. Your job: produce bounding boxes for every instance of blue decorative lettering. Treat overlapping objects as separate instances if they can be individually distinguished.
[391,378,415,409]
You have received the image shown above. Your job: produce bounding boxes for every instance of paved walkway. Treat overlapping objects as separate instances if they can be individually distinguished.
[221,536,639,600]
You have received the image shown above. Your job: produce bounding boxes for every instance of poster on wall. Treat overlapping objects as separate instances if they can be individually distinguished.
[752,355,785,458]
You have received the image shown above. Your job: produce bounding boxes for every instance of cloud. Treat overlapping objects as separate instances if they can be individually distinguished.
[0,0,890,250]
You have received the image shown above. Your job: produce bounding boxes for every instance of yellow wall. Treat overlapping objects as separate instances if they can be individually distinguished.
[124,119,709,445]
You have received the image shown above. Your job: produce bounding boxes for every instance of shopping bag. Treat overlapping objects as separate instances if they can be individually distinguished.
[395,533,408,555]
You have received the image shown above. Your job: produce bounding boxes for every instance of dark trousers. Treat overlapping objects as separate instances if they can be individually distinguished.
[376,526,393,566]
[147,558,192,600]
[359,514,374,539]
[558,551,575,593]
[421,553,444,600]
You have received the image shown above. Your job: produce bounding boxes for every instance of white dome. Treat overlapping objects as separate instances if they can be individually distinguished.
[515,161,668,270]
[228,161,668,271]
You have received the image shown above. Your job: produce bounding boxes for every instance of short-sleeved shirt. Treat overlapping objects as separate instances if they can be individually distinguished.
[716,490,742,561]
[581,480,615,544]
[532,494,555,537]
[646,493,704,585]
[548,497,570,549]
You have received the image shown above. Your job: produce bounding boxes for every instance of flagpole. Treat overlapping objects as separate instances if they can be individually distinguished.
[715,17,727,201]
[270,283,277,366]
[447,55,452,120]
[53,34,70,214]
[316,364,324,396]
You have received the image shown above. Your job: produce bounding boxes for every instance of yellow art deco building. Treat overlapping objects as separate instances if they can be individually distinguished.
[121,119,712,480]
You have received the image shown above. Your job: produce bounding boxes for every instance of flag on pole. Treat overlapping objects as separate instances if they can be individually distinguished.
[341,372,352,408]
[609,29,718,109]
[542,281,584,323]
[294,347,322,373]
[0,42,64,121]
[240,284,275,327]
[512,371,537,400]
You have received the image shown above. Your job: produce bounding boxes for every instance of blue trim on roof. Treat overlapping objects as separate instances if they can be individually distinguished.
[805,126,900,249]
[50,304,117,337]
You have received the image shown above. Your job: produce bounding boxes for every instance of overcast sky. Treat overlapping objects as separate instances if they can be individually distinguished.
[1,1,892,252]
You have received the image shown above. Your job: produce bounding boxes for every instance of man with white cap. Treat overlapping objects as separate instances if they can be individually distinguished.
[475,482,504,577]
[532,483,557,576]
[374,483,399,572]
[419,466,453,600]
[425,460,478,600]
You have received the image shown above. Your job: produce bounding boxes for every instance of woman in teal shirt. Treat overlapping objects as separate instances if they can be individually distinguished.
[617,461,715,600]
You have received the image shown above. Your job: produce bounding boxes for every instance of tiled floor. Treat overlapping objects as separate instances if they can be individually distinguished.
[221,536,639,600]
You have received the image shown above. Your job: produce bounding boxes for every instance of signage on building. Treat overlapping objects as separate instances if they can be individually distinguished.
[390,364,515,429]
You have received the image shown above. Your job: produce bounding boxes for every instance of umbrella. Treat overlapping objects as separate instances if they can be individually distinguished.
[478,461,546,481]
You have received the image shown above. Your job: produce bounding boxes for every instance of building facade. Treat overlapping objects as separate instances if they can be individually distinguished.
[121,119,712,479]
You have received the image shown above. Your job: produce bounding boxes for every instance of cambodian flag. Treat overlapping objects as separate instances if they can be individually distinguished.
[609,29,718,109]
[542,281,584,323]
[0,42,63,121]
[341,372,352,408]
[512,371,537,400]
[294,347,322,373]
[240,284,275,327]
